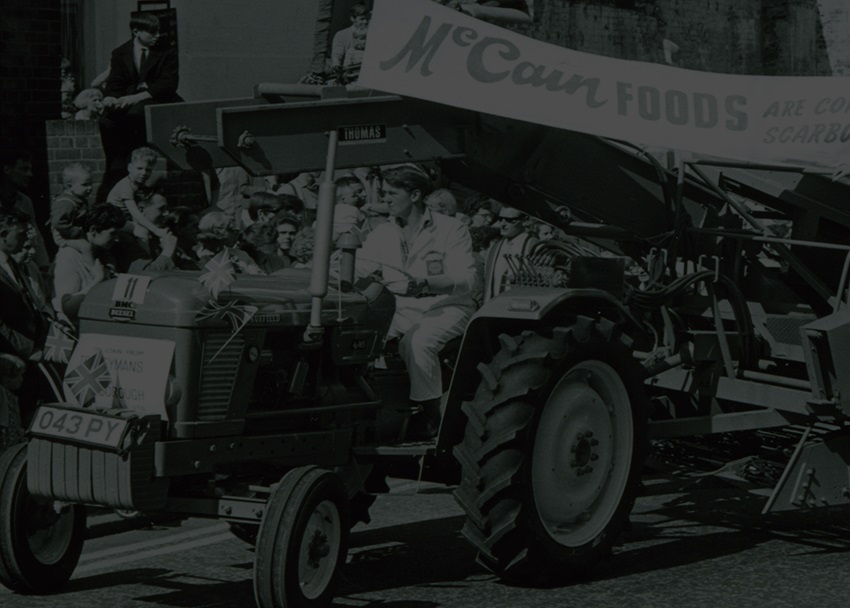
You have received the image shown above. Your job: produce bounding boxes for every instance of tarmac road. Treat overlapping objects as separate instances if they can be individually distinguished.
[3,473,850,608]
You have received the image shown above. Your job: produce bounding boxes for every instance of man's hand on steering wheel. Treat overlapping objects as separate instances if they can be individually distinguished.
[405,277,431,298]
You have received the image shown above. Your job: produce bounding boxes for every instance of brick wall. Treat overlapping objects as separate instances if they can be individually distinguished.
[45,119,205,209]
[45,120,107,198]
[0,0,62,222]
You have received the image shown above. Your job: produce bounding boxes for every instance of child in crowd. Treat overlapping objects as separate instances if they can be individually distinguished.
[50,162,93,248]
[340,24,368,83]
[335,174,367,208]
[73,88,105,120]
[106,146,167,238]
[0,354,26,452]
[332,202,363,245]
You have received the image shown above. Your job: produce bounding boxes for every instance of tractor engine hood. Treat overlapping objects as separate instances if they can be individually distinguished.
[79,268,370,329]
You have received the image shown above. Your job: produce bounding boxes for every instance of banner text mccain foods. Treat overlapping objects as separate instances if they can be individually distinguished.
[358,0,850,169]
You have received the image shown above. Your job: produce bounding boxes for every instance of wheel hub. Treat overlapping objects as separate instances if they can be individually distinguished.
[298,499,342,600]
[570,431,601,476]
[532,359,634,547]
[306,530,330,568]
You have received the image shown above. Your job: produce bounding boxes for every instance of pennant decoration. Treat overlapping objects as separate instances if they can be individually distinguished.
[63,349,112,406]
[196,298,258,363]
[199,248,236,299]
[196,299,259,332]
[44,322,76,364]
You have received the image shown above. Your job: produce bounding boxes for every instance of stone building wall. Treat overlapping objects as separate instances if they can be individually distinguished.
[511,0,832,76]
[817,0,850,75]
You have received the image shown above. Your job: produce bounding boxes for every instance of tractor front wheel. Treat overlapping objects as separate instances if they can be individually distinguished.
[0,442,86,594]
[254,466,350,608]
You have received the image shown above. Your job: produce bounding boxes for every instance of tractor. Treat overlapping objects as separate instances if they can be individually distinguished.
[2,80,850,608]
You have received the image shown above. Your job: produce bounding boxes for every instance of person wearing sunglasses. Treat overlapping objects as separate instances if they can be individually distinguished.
[482,206,537,303]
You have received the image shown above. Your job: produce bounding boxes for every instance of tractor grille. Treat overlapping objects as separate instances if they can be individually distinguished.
[197,332,245,421]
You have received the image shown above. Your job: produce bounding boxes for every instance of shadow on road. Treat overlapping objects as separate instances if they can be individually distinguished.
[339,515,483,597]
[67,567,173,593]
[50,477,850,607]
[592,475,850,583]
[60,516,476,608]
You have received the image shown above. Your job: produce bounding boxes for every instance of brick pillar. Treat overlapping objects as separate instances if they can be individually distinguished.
[45,120,107,198]
[45,119,205,210]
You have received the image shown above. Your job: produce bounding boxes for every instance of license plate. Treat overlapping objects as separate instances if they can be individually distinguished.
[29,405,131,450]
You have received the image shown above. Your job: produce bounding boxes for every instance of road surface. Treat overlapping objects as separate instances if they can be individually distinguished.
[2,473,850,607]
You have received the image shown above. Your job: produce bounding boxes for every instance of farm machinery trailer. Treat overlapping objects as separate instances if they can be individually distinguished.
[2,84,850,607]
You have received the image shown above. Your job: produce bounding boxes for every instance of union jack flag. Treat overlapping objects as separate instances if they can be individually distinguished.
[43,322,76,364]
[63,350,112,406]
[199,248,236,299]
[196,298,258,332]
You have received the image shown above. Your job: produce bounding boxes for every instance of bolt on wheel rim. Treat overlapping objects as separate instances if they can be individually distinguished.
[298,499,341,600]
[532,360,634,547]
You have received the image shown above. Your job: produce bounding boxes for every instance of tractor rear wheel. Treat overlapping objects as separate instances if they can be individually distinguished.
[453,319,648,584]
[0,442,86,594]
[254,466,349,608]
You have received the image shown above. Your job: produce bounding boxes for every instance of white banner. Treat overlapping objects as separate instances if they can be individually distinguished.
[359,0,850,169]
[64,334,175,419]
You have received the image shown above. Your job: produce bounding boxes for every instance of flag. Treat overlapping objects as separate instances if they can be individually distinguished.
[43,322,76,364]
[63,350,112,406]
[196,298,258,332]
[199,248,236,299]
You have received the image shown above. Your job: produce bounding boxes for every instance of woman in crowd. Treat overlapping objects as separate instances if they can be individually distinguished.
[53,203,126,324]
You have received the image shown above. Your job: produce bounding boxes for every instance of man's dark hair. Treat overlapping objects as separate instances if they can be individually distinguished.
[463,194,495,216]
[1,150,32,171]
[382,166,434,199]
[0,208,29,233]
[130,12,161,34]
[335,175,362,189]
[247,191,283,221]
[84,203,127,233]
[272,210,302,232]
[278,193,304,215]
[162,206,198,235]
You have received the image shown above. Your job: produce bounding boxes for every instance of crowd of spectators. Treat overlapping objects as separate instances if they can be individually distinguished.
[1,135,570,441]
[2,1,558,446]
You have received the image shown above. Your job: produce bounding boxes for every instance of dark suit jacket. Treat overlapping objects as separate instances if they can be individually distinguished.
[0,260,49,358]
[103,39,180,102]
